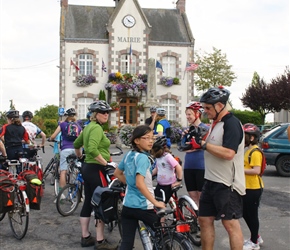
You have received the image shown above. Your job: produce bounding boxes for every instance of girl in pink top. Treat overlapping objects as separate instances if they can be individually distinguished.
[151,136,183,203]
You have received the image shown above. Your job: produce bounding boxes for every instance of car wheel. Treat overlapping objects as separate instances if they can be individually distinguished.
[276,155,290,177]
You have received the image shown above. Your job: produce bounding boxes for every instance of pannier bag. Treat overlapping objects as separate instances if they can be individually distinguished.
[18,170,43,210]
[91,186,118,224]
[0,169,16,213]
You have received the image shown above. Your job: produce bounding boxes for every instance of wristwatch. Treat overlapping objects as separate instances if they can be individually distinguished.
[176,178,182,182]
[202,142,207,150]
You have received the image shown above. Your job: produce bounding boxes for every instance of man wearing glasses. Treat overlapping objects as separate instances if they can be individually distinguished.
[197,86,246,250]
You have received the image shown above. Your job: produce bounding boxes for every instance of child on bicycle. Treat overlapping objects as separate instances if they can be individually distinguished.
[151,136,183,204]
[114,125,166,250]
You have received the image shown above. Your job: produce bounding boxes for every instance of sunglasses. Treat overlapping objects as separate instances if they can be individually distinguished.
[98,110,109,115]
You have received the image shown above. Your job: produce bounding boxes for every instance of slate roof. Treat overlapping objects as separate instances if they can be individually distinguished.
[64,5,193,44]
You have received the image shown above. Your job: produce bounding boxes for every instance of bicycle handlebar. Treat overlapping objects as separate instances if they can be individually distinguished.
[28,145,45,154]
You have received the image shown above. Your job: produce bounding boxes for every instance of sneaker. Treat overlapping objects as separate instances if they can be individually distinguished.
[94,239,118,250]
[257,236,264,245]
[53,194,66,204]
[244,236,263,246]
[81,234,95,247]
[243,240,260,250]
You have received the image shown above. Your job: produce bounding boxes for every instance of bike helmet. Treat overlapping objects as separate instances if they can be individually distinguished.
[22,110,33,119]
[186,101,204,113]
[64,108,76,116]
[88,100,112,113]
[156,108,166,116]
[6,110,19,119]
[200,86,230,104]
[243,123,260,138]
[150,106,157,113]
[152,136,167,151]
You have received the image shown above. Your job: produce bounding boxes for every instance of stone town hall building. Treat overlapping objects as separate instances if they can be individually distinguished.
[59,0,195,127]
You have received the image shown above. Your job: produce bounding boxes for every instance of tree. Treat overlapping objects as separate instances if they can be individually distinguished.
[268,69,290,111]
[33,105,59,135]
[194,47,237,91]
[34,105,59,120]
[9,99,16,110]
[241,69,290,123]
[99,90,106,101]
[241,76,270,123]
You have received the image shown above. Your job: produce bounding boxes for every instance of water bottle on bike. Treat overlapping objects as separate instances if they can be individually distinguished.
[139,225,152,250]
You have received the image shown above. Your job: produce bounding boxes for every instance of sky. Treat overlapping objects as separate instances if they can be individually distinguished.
[0,0,289,122]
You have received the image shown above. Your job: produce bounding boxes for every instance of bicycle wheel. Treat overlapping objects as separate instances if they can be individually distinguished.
[178,197,201,246]
[117,196,123,237]
[8,190,29,240]
[54,162,60,196]
[56,184,80,216]
[0,212,5,221]
[161,232,194,250]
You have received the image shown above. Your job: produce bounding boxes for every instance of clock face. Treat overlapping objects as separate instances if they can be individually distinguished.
[123,15,136,28]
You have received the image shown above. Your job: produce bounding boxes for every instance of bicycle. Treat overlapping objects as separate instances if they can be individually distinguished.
[0,159,30,240]
[42,139,60,195]
[165,184,201,247]
[56,155,83,216]
[138,207,194,250]
[56,146,124,217]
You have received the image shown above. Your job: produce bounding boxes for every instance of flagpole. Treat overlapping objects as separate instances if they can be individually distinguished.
[69,58,71,76]
[128,29,130,73]
[101,58,103,77]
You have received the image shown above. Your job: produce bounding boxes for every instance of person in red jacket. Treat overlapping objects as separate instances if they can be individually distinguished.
[0,110,30,161]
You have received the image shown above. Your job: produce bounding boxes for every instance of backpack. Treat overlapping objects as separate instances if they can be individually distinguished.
[0,170,16,213]
[64,122,80,141]
[91,186,118,224]
[248,147,267,176]
[18,170,43,210]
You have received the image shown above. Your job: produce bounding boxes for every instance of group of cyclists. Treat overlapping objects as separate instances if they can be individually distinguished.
[0,110,46,167]
[0,85,266,250]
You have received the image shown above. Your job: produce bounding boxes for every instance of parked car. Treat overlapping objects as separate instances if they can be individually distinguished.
[261,123,290,177]
[257,124,274,134]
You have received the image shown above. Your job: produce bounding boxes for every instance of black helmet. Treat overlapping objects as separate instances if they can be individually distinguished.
[64,108,76,116]
[150,106,157,113]
[243,123,260,138]
[178,126,209,151]
[156,108,166,116]
[22,110,33,119]
[200,86,230,104]
[152,136,167,150]
[6,110,19,119]
[88,100,112,113]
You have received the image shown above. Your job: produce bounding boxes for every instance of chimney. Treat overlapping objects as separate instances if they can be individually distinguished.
[114,0,121,7]
[61,0,68,8]
[176,0,185,14]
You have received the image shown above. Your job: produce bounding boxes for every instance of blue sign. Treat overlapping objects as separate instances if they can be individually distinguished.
[58,107,65,116]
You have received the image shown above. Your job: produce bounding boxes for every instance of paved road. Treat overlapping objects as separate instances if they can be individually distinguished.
[0,143,289,249]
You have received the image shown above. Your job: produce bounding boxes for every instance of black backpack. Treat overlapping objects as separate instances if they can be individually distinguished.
[91,186,119,224]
